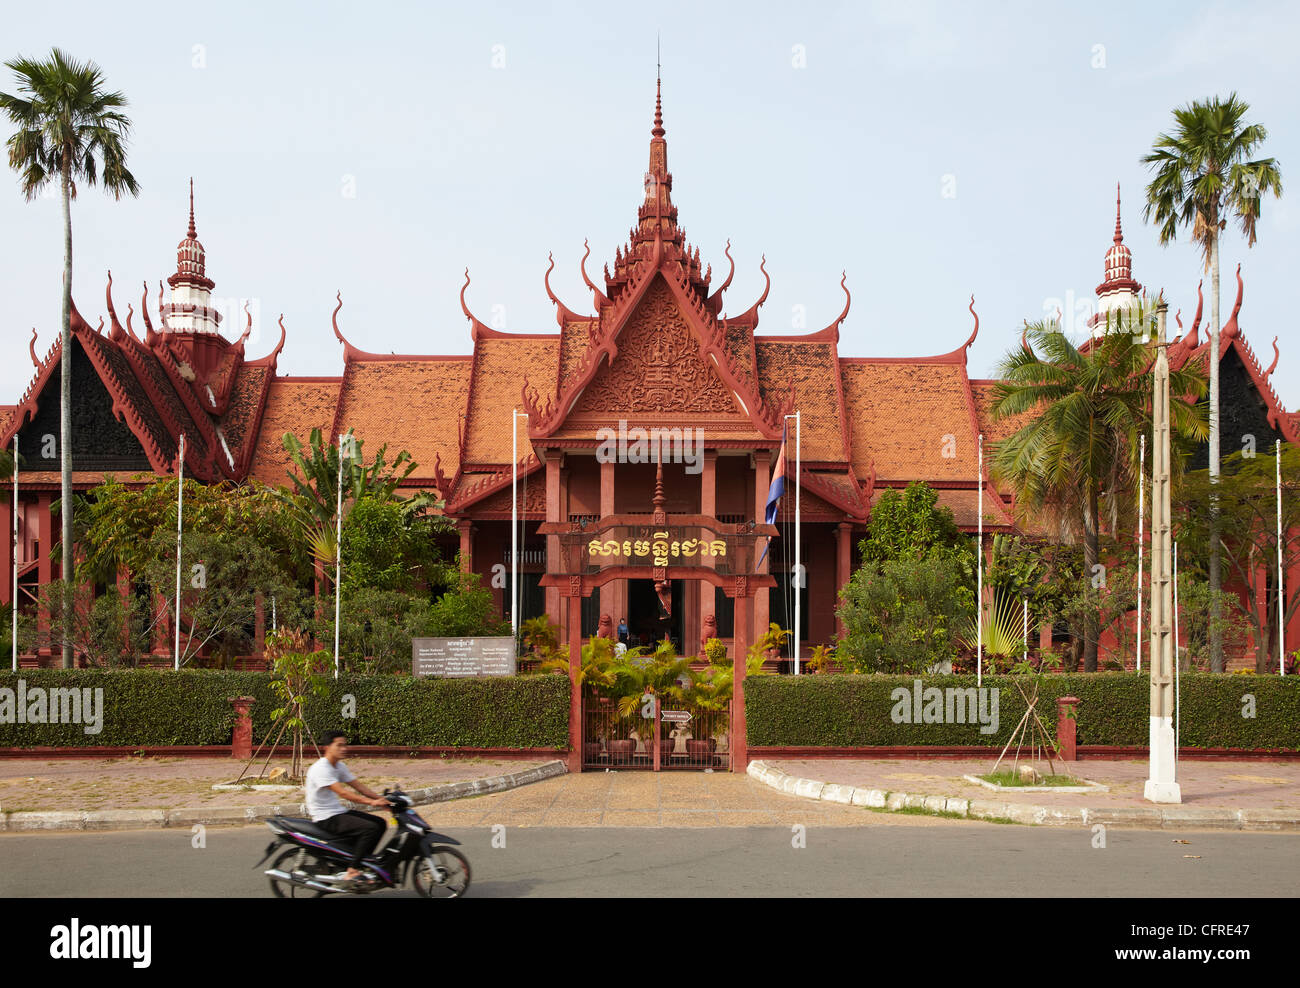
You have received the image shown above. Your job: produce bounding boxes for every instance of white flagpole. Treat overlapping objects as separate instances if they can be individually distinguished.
[1274,436,1284,676]
[11,434,17,672]
[512,409,519,640]
[334,434,345,680]
[977,433,983,687]
[1173,541,1180,773]
[1022,597,1028,663]
[174,433,185,671]
[794,410,801,675]
[1137,433,1145,672]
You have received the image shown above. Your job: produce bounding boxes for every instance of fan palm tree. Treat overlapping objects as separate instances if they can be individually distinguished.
[1,48,140,668]
[990,308,1207,671]
[1142,92,1282,671]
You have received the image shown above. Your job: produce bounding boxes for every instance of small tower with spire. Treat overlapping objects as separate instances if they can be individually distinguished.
[1092,183,1143,334]
[161,180,223,334]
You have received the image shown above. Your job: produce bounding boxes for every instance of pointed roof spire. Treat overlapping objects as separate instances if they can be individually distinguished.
[1113,181,1123,244]
[187,177,197,239]
[652,39,664,139]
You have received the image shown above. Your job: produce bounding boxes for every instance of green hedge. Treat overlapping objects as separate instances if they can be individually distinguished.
[0,670,570,749]
[744,673,1300,750]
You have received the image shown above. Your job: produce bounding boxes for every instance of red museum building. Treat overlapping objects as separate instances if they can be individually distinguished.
[1,84,1297,673]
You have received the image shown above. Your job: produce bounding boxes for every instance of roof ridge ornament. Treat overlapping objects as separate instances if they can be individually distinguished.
[28,329,39,369]
[1265,337,1280,379]
[580,240,609,307]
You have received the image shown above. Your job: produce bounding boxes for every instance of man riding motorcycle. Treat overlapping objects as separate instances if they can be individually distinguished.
[305,730,388,887]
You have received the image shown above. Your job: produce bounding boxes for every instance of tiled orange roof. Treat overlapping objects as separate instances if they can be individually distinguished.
[334,358,471,480]
[841,361,981,482]
[463,338,559,465]
[246,377,341,486]
[970,380,1039,447]
[756,340,846,462]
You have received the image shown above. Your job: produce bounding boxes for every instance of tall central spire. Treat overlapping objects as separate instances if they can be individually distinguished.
[641,73,675,242]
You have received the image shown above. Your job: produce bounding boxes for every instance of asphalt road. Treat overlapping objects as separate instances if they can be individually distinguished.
[2,822,1297,897]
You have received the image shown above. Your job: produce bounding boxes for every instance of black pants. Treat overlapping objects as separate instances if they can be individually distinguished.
[319,810,386,869]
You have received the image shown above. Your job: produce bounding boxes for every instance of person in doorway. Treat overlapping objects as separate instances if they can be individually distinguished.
[305,730,389,887]
[617,616,629,644]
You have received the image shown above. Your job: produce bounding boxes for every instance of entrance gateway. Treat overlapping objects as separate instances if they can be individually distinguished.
[540,464,776,772]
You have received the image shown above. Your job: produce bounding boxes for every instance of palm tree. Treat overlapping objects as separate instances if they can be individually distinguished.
[990,308,1206,671]
[1,48,140,668]
[1142,93,1282,671]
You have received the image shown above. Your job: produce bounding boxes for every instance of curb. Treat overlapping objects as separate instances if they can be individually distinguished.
[0,759,568,833]
[746,760,1300,831]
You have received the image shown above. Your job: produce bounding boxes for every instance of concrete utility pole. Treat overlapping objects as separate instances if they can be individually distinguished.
[1145,300,1181,803]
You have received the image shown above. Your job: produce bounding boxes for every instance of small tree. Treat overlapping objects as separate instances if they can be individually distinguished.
[239,629,329,783]
[836,556,971,674]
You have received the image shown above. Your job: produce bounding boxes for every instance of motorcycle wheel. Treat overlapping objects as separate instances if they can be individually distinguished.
[411,846,471,899]
[268,847,329,898]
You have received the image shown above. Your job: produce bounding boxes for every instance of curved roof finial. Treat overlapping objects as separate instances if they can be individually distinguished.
[756,255,770,307]
[140,280,157,342]
[331,291,345,344]
[964,295,980,348]
[236,301,253,347]
[580,239,609,306]
[1222,263,1244,339]
[713,240,735,298]
[459,269,493,338]
[1175,308,1183,330]
[156,280,171,334]
[269,314,287,364]
[29,329,39,369]
[1265,337,1280,378]
[105,270,126,341]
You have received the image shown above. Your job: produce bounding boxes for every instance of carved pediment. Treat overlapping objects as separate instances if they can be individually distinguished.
[572,277,745,417]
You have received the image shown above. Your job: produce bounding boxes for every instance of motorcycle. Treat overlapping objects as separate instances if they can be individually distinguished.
[256,786,471,898]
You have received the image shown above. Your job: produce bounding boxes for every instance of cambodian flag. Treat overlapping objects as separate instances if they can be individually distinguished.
[758,425,787,564]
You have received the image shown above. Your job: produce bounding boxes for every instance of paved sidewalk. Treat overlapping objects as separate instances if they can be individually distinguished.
[413,770,955,829]
[754,757,1300,829]
[0,755,553,813]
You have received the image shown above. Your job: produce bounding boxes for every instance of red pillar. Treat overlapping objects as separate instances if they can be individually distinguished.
[567,590,583,773]
[35,493,51,660]
[835,522,853,638]
[229,696,255,759]
[546,452,561,626]
[0,499,11,608]
[1056,696,1080,761]
[753,454,770,643]
[457,520,474,573]
[731,588,749,772]
[599,458,616,623]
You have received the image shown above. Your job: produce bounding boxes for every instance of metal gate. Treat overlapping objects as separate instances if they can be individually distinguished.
[582,691,731,771]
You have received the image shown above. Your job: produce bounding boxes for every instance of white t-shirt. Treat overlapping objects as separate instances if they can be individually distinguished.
[305,757,357,822]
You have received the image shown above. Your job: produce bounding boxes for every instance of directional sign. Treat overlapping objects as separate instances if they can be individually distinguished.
[661,710,692,724]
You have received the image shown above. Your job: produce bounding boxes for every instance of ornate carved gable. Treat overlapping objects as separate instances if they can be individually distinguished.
[571,276,746,419]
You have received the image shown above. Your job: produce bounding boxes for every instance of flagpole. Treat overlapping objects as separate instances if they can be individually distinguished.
[174,434,185,671]
[794,409,801,675]
[1173,540,1180,774]
[1274,441,1284,681]
[11,434,17,672]
[977,433,983,687]
[334,434,345,680]
[1137,433,1145,672]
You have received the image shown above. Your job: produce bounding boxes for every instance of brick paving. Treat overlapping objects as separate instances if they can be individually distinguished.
[768,758,1300,813]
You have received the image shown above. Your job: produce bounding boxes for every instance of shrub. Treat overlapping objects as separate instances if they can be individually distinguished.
[744,672,1300,750]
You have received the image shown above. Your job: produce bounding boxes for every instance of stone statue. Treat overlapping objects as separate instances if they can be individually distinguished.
[597,613,616,640]
[700,613,718,654]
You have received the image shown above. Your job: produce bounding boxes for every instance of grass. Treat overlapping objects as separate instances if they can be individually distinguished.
[979,771,1080,788]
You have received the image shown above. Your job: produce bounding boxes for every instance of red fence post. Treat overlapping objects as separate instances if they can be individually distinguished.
[229,696,255,760]
[1056,696,1080,761]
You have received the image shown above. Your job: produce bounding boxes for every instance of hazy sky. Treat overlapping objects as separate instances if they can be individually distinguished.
[2,0,1297,409]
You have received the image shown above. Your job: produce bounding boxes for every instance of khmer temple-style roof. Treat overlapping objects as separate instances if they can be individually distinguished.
[3,83,1292,541]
